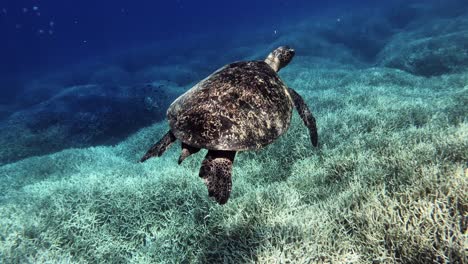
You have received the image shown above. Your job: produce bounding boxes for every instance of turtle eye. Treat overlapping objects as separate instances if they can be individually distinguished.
[279,49,294,65]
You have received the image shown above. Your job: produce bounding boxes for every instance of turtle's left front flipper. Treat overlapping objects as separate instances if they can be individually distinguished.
[140,131,177,162]
[288,88,318,147]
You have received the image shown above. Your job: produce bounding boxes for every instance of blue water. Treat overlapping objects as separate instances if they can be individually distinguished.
[0,0,381,98]
[2,0,315,70]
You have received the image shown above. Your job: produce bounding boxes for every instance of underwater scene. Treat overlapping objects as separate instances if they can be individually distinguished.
[0,0,467,263]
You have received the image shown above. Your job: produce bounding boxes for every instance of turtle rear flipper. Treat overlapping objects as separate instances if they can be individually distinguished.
[288,88,318,147]
[140,131,177,162]
[199,150,236,205]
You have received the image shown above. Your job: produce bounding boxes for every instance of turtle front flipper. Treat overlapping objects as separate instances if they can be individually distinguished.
[199,150,236,205]
[288,88,318,147]
[140,131,177,162]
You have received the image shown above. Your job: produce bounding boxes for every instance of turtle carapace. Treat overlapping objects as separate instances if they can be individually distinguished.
[140,46,318,204]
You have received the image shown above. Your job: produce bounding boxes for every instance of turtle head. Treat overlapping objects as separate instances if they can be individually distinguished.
[265,46,295,72]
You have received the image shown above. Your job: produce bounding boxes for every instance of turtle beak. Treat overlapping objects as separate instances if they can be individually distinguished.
[289,48,295,56]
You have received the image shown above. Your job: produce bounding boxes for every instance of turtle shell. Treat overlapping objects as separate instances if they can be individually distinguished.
[167,61,293,151]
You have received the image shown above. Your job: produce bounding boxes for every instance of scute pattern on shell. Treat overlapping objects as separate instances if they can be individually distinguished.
[167,61,293,151]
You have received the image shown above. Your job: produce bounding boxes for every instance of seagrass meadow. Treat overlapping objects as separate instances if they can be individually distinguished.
[0,1,467,263]
[1,62,467,263]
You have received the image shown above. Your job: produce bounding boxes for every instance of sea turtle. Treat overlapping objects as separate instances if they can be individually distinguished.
[140,46,318,204]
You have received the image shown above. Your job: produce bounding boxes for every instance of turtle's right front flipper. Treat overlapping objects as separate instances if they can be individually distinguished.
[288,88,318,147]
[140,131,177,162]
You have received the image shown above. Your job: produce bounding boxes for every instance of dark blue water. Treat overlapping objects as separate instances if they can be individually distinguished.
[2,0,320,70]
[0,0,384,100]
